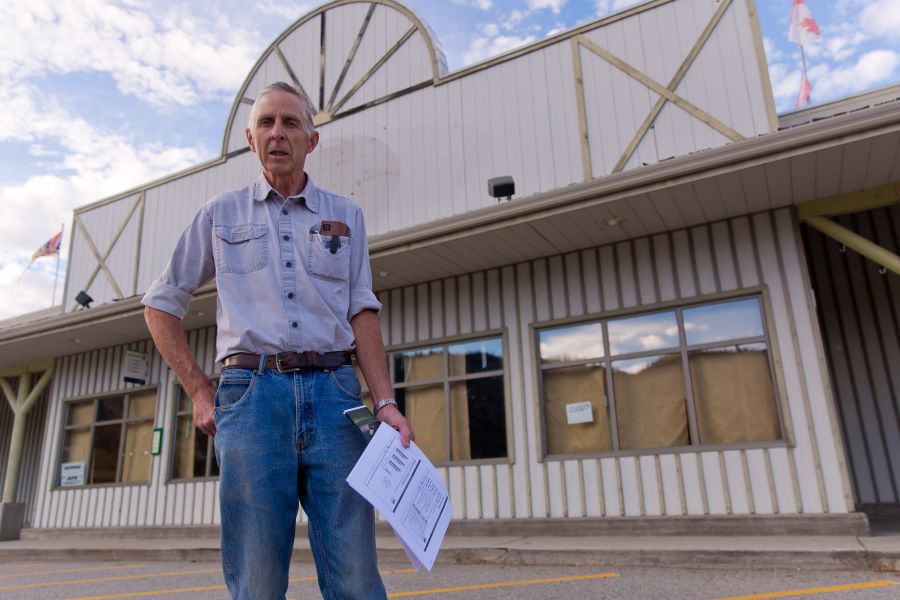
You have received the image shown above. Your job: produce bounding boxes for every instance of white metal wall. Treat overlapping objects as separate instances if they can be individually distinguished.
[65,0,773,310]
[32,207,852,528]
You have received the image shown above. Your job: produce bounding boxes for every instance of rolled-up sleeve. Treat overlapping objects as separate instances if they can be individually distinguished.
[347,206,382,319]
[141,203,216,320]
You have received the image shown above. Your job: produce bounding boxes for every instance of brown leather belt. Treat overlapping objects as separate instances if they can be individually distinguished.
[222,351,353,372]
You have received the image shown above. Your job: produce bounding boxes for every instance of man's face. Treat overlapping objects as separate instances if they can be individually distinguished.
[245,90,319,180]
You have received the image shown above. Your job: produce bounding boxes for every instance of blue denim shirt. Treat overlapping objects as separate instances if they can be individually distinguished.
[142,173,382,362]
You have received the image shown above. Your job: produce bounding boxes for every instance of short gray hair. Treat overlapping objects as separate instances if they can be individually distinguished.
[247,81,316,134]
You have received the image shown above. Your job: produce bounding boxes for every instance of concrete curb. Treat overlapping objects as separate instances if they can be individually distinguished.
[1,540,897,572]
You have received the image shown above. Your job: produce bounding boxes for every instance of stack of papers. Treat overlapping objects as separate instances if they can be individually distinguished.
[346,425,451,570]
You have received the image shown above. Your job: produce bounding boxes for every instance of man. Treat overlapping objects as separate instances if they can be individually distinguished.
[142,81,412,600]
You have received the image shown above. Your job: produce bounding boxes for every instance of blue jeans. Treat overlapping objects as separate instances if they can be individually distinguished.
[214,364,386,600]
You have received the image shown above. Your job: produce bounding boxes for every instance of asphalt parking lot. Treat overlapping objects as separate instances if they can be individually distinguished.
[0,560,897,599]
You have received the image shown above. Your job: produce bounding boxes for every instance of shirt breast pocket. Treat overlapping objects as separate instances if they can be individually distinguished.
[307,228,351,283]
[214,224,268,274]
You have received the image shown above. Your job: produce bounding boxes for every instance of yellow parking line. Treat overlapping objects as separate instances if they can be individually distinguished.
[0,563,143,580]
[0,568,219,591]
[717,580,899,599]
[386,572,619,597]
[65,567,416,599]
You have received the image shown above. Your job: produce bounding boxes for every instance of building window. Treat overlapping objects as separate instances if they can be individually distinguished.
[171,382,219,480]
[537,295,781,457]
[363,335,507,465]
[59,390,157,486]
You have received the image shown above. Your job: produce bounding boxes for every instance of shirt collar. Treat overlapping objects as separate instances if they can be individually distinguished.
[254,172,320,213]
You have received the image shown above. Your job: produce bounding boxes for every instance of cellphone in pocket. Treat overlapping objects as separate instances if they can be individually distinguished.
[343,405,380,438]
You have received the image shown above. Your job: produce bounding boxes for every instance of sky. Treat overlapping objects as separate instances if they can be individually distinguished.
[1,0,898,321]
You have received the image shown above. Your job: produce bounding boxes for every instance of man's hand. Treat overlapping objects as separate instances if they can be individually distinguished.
[376,404,414,448]
[193,380,218,438]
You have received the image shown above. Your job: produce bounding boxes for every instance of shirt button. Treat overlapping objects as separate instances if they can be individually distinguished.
[283,235,289,241]
[281,209,288,215]
[292,322,299,328]
[287,292,294,299]
[285,261,293,268]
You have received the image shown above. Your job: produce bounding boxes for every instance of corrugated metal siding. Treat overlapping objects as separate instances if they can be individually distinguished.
[803,204,900,507]
[0,376,48,526]
[31,207,852,528]
[375,207,849,519]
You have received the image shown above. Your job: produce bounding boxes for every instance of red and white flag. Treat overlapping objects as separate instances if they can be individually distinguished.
[796,72,812,108]
[788,0,821,46]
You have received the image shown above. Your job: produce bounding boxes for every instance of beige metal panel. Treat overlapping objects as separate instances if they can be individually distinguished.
[502,265,532,519]
[581,249,603,313]
[634,238,657,304]
[690,225,718,294]
[789,153,818,205]
[863,133,900,190]
[775,210,852,512]
[814,146,844,201]
[723,450,750,514]
[582,460,603,517]
[541,44,582,189]
[563,460,583,517]
[640,455,663,516]
[480,466,497,519]
[767,447,798,514]
[463,465,481,518]
[710,221,738,291]
[714,171,749,218]
[739,164,771,213]
[752,212,823,513]
[700,452,727,515]
[647,188,687,231]
[546,461,565,517]
[600,457,621,516]
[692,178,727,223]
[619,456,640,516]
[679,452,705,515]
[745,449,774,514]
[839,138,873,195]
[322,3,371,104]
[651,234,678,302]
[659,454,684,515]
[278,17,323,107]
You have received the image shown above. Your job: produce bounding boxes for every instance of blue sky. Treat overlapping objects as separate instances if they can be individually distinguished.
[1,0,898,320]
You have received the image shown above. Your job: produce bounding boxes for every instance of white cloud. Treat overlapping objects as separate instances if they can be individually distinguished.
[812,49,900,99]
[256,0,316,20]
[451,0,493,9]
[0,84,204,320]
[462,23,536,65]
[0,0,259,107]
[595,0,641,17]
[859,0,900,39]
[529,0,566,15]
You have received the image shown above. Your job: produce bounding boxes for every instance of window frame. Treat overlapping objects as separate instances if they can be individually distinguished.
[167,377,220,483]
[382,329,512,467]
[533,288,789,461]
[54,386,158,490]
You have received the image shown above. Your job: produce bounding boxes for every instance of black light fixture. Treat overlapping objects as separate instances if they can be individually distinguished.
[488,176,515,202]
[74,291,93,309]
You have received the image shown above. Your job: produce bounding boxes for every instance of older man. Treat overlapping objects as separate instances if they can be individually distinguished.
[143,81,412,600]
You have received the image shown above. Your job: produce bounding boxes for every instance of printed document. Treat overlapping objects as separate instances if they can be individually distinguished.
[346,424,451,571]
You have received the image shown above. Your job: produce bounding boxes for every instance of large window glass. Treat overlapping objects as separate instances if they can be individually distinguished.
[538,295,782,456]
[171,382,219,480]
[59,390,157,486]
[389,336,507,465]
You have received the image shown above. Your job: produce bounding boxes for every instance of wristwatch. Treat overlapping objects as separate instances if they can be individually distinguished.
[373,398,398,415]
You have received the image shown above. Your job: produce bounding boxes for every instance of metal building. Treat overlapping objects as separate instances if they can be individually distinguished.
[1,0,898,539]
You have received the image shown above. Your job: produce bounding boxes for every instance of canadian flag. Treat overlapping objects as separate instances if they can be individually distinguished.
[796,72,812,109]
[788,0,821,46]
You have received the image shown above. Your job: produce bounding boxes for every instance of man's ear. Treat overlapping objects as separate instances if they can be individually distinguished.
[246,128,256,152]
[307,130,320,154]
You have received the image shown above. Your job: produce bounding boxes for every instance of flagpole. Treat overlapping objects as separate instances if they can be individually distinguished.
[799,45,810,105]
[52,222,64,306]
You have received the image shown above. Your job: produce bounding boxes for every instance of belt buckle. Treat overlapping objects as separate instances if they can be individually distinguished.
[275,352,302,373]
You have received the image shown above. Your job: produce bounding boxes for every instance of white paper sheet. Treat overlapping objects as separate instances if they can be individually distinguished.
[346,424,451,571]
